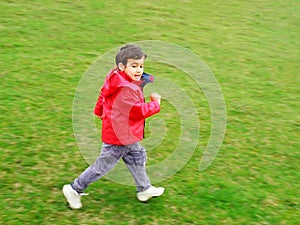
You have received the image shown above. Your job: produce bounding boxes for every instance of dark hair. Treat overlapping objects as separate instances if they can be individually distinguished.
[115,44,147,66]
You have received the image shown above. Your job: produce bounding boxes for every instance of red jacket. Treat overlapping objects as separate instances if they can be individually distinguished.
[94,69,160,145]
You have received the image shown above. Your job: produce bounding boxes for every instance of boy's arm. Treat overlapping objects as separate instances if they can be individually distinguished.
[94,94,104,118]
[130,100,160,120]
[117,87,161,120]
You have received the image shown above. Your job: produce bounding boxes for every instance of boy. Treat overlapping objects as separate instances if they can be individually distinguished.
[63,44,164,209]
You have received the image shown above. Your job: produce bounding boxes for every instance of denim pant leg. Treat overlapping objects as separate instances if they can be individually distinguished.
[123,143,151,192]
[72,143,127,192]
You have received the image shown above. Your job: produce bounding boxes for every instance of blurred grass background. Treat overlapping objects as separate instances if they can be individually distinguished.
[1,0,299,224]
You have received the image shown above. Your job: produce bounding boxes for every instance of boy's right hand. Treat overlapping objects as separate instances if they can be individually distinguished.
[150,92,161,105]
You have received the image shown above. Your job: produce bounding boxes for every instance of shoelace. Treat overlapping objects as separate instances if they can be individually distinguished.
[79,192,89,196]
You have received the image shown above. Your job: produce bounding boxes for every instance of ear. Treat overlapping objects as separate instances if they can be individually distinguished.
[118,63,125,71]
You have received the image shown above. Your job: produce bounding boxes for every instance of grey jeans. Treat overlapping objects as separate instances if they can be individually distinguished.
[72,142,151,193]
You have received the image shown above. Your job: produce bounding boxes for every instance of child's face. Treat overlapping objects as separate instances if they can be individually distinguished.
[120,57,145,81]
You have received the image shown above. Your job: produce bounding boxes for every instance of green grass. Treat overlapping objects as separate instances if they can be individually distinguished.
[1,0,299,224]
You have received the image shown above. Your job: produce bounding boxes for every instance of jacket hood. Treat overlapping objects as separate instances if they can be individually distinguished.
[101,68,142,98]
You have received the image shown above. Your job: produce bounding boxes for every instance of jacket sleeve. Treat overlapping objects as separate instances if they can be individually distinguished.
[117,86,160,120]
[130,100,160,120]
[94,93,104,117]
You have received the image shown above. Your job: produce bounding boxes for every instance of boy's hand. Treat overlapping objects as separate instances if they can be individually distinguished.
[150,92,161,105]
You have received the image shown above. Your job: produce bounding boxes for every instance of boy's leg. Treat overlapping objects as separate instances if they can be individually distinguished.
[72,144,127,193]
[122,143,151,192]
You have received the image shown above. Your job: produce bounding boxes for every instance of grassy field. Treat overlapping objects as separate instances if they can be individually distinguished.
[1,0,299,224]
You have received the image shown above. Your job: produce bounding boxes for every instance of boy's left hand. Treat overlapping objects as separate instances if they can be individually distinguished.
[150,92,161,105]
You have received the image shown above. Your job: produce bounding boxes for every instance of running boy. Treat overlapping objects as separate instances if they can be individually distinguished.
[63,44,164,209]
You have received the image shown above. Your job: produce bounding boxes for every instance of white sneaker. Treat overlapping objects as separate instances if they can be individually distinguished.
[137,186,165,202]
[62,184,84,209]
